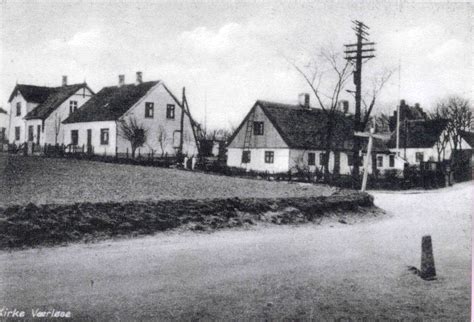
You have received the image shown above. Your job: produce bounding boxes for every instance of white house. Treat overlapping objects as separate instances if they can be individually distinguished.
[8,77,93,146]
[387,119,472,164]
[62,72,199,157]
[227,96,404,174]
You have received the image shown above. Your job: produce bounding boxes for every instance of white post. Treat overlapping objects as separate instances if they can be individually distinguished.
[361,128,374,192]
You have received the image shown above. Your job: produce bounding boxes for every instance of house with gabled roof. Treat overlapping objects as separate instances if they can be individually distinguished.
[386,118,473,165]
[227,95,405,174]
[62,72,198,157]
[8,76,94,146]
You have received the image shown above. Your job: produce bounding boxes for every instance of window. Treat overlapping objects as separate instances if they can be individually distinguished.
[166,104,175,119]
[16,102,21,116]
[15,127,20,141]
[100,128,109,145]
[242,150,251,163]
[253,122,264,135]
[264,151,274,164]
[71,130,79,145]
[415,152,424,163]
[308,152,315,166]
[377,156,383,168]
[319,153,327,166]
[348,153,363,166]
[389,155,395,167]
[28,125,34,142]
[69,101,78,115]
[145,102,154,118]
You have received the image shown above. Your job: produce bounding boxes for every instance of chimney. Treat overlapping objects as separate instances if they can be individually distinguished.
[118,75,125,87]
[338,100,349,114]
[135,71,143,85]
[298,93,310,109]
[415,103,420,109]
[62,75,68,86]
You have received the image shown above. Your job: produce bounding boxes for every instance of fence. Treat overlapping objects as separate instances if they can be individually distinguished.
[43,144,180,168]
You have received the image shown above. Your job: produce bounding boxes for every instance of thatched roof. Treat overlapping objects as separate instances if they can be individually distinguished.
[229,100,390,152]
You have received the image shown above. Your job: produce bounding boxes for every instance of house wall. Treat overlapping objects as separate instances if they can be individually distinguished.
[116,84,198,157]
[227,105,288,149]
[43,87,94,145]
[389,130,472,165]
[227,148,290,173]
[63,121,117,155]
[8,93,38,144]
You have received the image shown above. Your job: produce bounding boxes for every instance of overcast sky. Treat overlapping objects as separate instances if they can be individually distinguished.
[0,0,471,129]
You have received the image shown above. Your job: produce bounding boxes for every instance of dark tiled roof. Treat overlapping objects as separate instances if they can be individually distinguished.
[0,107,7,114]
[8,84,59,104]
[459,130,474,149]
[25,84,91,120]
[63,81,160,123]
[387,119,448,149]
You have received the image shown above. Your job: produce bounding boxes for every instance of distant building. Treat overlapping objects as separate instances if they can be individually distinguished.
[62,72,198,157]
[388,116,474,166]
[0,107,8,143]
[8,76,94,146]
[227,95,405,174]
[389,100,428,132]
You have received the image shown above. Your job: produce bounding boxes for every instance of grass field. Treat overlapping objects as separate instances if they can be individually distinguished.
[0,182,471,320]
[0,154,335,206]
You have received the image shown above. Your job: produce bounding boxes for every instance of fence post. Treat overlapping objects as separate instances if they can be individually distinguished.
[115,147,118,160]
[126,148,129,159]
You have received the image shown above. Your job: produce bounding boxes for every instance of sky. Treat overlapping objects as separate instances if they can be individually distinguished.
[0,0,471,130]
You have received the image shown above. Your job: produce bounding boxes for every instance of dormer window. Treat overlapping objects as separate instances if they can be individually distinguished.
[16,102,21,116]
[69,101,78,115]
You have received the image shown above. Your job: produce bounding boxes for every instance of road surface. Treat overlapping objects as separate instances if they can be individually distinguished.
[0,182,471,320]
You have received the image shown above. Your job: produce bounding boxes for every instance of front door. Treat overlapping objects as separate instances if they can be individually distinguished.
[36,125,41,145]
[28,125,34,142]
[87,129,92,153]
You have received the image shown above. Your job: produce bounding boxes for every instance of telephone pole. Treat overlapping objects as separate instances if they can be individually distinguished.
[344,20,376,182]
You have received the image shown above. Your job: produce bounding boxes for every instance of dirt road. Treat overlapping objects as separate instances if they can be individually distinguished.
[0,182,471,320]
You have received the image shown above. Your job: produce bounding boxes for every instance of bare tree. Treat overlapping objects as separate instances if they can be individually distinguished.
[156,125,168,157]
[435,96,472,151]
[348,69,393,178]
[292,48,352,181]
[360,70,394,129]
[118,117,147,158]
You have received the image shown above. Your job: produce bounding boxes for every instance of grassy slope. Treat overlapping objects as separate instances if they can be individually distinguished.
[0,154,335,206]
[0,182,470,320]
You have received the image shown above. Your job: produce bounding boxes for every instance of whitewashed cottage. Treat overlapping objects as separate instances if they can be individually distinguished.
[62,72,199,157]
[227,95,404,174]
[8,77,94,146]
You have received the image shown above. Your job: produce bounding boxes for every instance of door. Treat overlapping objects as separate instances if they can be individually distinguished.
[36,125,41,145]
[28,125,34,142]
[87,129,92,153]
